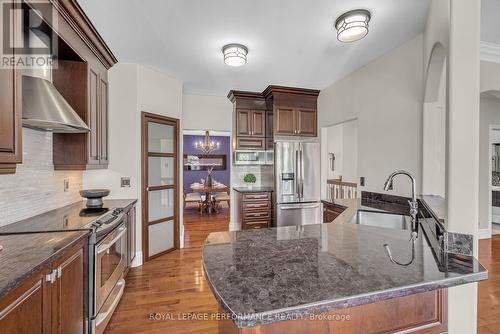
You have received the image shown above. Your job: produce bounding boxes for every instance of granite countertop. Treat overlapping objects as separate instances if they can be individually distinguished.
[0,230,89,299]
[0,199,137,234]
[420,195,446,224]
[233,186,274,193]
[203,197,487,328]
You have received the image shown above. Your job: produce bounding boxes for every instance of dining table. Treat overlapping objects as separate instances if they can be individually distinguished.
[190,182,229,214]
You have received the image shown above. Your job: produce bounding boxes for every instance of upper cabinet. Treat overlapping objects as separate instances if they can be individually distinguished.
[228,91,269,150]
[0,1,22,174]
[0,0,116,174]
[236,109,265,137]
[263,86,320,137]
[228,87,320,150]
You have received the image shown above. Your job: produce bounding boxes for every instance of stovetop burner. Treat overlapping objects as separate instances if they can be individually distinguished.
[79,208,110,217]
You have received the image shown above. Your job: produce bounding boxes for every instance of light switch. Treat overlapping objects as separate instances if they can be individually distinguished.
[121,177,131,188]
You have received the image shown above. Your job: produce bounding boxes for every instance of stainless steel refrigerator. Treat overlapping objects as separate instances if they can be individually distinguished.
[274,140,322,226]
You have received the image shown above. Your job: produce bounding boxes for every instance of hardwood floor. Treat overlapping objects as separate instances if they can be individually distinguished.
[183,205,230,248]
[104,205,229,334]
[106,219,499,334]
[478,235,500,333]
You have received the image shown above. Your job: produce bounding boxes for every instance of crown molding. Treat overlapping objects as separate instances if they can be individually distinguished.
[481,41,500,64]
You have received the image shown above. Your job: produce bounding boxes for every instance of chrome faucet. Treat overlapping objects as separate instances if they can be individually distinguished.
[383,170,418,218]
[383,170,419,266]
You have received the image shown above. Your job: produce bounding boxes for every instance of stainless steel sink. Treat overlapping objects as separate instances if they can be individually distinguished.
[348,210,411,230]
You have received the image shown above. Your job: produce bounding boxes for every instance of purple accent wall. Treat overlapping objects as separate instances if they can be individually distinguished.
[183,135,231,191]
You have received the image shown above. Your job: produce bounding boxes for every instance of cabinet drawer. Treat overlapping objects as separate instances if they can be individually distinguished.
[242,192,271,202]
[243,221,270,230]
[243,210,271,220]
[236,137,266,150]
[243,201,271,211]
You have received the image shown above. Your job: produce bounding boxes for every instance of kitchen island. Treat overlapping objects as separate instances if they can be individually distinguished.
[203,196,487,333]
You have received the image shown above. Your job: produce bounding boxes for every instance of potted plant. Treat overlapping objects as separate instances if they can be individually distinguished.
[243,173,257,189]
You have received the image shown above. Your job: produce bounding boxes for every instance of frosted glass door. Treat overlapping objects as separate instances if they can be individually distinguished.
[142,113,179,260]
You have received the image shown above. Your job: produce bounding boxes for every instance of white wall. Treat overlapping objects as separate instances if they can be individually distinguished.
[318,35,423,197]
[479,94,500,231]
[322,120,358,184]
[422,61,446,197]
[0,129,82,226]
[182,94,232,131]
[83,63,183,263]
[481,60,500,93]
[445,1,481,332]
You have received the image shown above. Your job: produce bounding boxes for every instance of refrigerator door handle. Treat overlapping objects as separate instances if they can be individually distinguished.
[280,203,321,210]
[300,145,304,198]
[295,148,300,197]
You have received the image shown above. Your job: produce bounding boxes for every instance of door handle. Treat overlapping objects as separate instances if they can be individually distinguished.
[295,149,300,197]
[97,226,126,254]
[280,204,320,210]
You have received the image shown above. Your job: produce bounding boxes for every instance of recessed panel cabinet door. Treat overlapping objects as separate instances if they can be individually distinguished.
[52,247,85,334]
[275,107,295,135]
[0,274,48,334]
[0,1,22,173]
[251,110,265,137]
[88,68,100,165]
[99,78,109,164]
[236,109,252,136]
[296,108,317,136]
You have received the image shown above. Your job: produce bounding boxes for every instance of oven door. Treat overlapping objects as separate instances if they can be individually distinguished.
[95,222,127,314]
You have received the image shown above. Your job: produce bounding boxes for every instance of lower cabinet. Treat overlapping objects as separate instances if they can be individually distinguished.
[236,192,273,230]
[323,201,346,223]
[0,240,86,334]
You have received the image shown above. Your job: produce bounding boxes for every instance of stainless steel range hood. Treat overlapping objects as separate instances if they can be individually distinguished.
[22,75,90,133]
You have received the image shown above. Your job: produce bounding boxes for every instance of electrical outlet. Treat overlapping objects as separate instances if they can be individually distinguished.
[63,179,69,192]
[121,177,131,188]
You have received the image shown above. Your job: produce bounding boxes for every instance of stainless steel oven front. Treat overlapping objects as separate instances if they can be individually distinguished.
[93,221,127,333]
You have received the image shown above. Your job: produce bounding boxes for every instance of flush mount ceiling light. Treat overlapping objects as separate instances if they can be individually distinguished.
[335,9,371,43]
[222,44,248,66]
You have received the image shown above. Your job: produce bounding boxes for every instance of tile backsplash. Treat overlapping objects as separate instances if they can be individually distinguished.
[232,165,274,188]
[0,128,82,226]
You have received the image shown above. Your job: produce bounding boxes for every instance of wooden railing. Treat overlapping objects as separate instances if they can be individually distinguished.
[327,179,358,201]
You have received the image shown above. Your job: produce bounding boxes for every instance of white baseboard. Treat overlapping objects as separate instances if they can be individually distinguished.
[478,228,492,240]
[131,251,143,267]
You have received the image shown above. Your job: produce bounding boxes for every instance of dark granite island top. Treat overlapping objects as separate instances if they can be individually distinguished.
[0,230,89,299]
[203,220,487,329]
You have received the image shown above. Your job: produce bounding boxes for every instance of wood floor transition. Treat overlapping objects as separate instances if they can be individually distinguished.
[104,211,500,334]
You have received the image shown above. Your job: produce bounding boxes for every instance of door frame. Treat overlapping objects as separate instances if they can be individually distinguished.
[141,111,180,262]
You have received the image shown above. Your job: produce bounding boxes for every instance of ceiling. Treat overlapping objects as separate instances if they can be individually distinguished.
[78,0,430,96]
[481,0,500,45]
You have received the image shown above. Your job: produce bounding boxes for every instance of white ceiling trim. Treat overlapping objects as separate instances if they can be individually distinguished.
[481,41,500,63]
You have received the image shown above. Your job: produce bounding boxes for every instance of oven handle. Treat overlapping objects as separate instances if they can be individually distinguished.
[95,278,125,327]
[97,225,127,255]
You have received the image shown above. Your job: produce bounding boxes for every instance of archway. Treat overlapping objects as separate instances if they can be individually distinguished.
[422,43,447,198]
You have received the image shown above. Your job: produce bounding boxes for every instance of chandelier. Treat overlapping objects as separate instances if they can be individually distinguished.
[194,131,220,154]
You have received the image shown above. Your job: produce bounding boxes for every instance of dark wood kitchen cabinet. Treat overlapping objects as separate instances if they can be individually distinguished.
[228,91,269,150]
[21,0,117,170]
[322,201,347,223]
[235,191,273,230]
[0,240,86,334]
[263,86,320,137]
[235,109,265,137]
[0,1,22,174]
